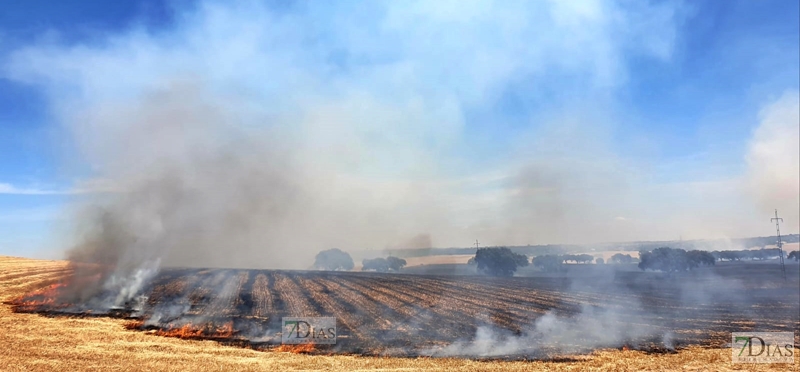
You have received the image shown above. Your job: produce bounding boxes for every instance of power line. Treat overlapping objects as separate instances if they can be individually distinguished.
[771,209,786,281]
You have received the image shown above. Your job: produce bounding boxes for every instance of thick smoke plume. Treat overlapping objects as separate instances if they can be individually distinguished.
[745,91,800,229]
[5,1,703,264]
[60,82,306,303]
[3,2,797,349]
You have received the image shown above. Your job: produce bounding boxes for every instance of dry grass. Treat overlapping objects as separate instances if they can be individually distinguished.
[1,255,796,371]
[404,254,475,267]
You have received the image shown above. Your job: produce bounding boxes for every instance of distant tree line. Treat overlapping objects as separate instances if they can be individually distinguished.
[312,249,410,273]
[559,254,595,264]
[711,249,785,261]
[311,245,797,274]
[374,234,799,260]
[638,247,715,272]
[387,244,597,259]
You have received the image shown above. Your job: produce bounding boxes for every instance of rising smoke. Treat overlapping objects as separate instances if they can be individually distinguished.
[745,91,800,228]
[3,1,797,352]
[4,1,699,268]
[421,267,664,357]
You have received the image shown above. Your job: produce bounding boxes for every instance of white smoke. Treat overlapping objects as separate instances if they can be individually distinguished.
[745,91,800,229]
[426,303,662,358]
[106,258,161,307]
[2,0,690,270]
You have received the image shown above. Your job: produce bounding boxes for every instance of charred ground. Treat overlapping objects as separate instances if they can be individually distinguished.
[8,261,800,359]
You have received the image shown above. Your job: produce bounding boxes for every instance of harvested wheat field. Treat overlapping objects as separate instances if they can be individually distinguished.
[2,256,798,371]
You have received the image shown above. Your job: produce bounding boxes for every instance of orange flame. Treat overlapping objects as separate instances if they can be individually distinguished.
[17,282,65,299]
[124,320,145,330]
[275,344,317,353]
[138,321,235,339]
[9,269,105,312]
[156,324,206,338]
[9,283,68,310]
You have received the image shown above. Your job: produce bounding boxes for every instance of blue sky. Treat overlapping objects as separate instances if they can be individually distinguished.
[1,0,798,260]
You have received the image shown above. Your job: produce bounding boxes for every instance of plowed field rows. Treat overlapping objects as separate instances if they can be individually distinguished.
[8,262,800,357]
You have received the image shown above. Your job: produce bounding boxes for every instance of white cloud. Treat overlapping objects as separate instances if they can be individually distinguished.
[0,180,116,195]
[0,182,67,195]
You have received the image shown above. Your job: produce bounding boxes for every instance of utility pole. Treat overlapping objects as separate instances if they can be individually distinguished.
[475,239,480,250]
[771,209,786,280]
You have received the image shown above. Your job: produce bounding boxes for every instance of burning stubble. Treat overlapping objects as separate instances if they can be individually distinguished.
[3,2,797,359]
[9,258,800,358]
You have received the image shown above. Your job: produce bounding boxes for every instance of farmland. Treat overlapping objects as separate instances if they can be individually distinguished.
[7,257,800,360]
[2,256,799,371]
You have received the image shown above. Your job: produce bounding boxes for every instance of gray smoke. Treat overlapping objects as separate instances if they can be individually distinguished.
[58,81,307,303]
[423,268,665,357]
[4,1,796,353]
[428,305,657,358]
[4,1,702,273]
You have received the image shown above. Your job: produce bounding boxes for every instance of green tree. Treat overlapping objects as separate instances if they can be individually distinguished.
[687,250,715,267]
[577,254,594,263]
[386,256,407,271]
[313,248,354,271]
[609,253,634,264]
[532,255,563,272]
[362,257,390,272]
[473,247,529,277]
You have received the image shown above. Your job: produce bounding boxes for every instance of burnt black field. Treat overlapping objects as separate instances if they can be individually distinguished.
[10,261,800,358]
